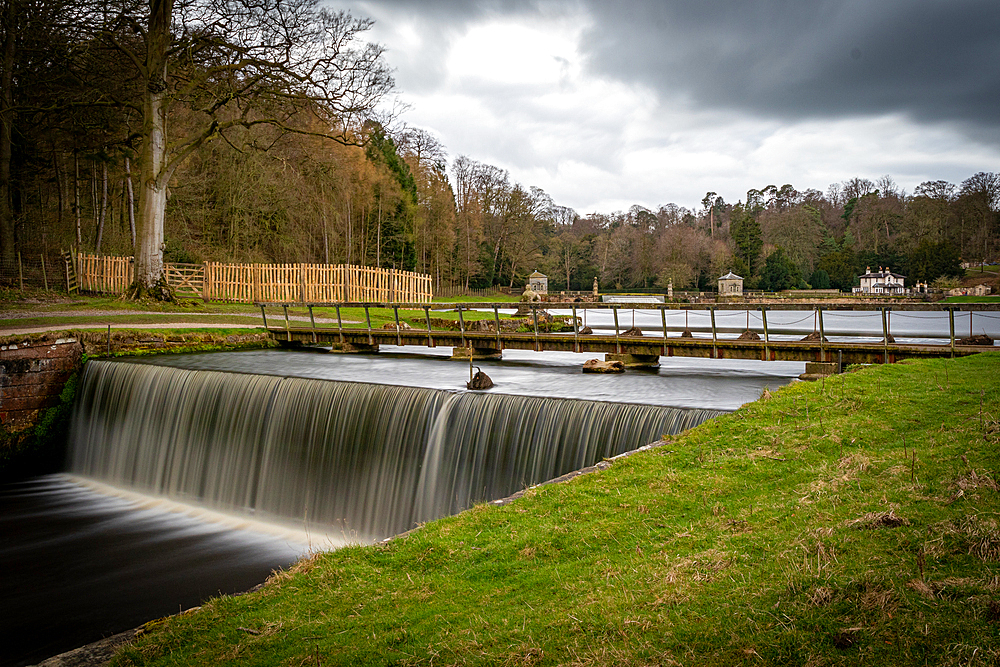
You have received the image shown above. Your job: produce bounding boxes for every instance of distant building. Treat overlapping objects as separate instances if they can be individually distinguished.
[854,267,906,294]
[949,284,993,297]
[528,270,548,294]
[718,271,743,296]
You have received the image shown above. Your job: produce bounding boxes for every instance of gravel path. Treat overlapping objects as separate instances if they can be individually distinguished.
[0,309,357,336]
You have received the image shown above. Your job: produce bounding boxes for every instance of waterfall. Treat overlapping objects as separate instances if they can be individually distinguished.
[69,360,724,542]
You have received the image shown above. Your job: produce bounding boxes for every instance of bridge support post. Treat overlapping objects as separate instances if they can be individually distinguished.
[799,361,839,381]
[451,346,502,361]
[605,353,660,369]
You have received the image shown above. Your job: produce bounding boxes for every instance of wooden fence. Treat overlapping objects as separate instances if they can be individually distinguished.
[78,253,134,294]
[75,254,433,303]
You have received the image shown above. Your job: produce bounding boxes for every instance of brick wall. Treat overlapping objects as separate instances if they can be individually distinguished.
[1,337,83,433]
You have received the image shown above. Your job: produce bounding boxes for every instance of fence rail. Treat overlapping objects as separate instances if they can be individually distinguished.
[70,254,433,303]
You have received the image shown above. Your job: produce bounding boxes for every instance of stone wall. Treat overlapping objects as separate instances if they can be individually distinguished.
[1,329,274,477]
[1,335,83,433]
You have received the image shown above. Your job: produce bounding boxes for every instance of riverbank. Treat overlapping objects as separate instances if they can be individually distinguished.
[106,351,999,667]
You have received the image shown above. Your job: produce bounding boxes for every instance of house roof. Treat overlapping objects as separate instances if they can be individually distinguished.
[718,271,743,281]
[860,270,905,280]
[529,270,547,279]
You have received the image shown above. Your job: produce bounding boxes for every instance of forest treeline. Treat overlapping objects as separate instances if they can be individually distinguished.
[2,0,999,293]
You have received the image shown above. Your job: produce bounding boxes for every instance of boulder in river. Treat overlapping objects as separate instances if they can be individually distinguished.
[957,334,994,346]
[582,359,625,374]
[467,368,494,390]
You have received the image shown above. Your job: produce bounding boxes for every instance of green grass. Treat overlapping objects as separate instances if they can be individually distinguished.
[433,294,520,303]
[112,352,1000,666]
[940,295,1000,304]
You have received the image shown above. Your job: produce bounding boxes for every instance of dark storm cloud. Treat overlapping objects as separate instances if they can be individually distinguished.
[580,0,1000,132]
[359,0,1000,135]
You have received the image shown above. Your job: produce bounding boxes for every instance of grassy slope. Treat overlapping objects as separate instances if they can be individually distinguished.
[11,358,940,664]
[114,353,1000,666]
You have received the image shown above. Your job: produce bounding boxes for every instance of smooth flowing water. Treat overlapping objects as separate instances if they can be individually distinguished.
[3,349,797,666]
[68,358,727,541]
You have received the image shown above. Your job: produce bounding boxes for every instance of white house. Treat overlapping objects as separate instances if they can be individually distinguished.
[853,267,906,294]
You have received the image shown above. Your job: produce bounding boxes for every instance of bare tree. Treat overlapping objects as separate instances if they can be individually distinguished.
[86,0,393,295]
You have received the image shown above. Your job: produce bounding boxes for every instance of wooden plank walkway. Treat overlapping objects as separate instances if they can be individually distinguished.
[257,301,999,366]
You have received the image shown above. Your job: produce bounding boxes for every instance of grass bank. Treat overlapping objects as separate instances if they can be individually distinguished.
[113,352,1000,666]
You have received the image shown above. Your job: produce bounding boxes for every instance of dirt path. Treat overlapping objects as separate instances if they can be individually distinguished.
[1,322,266,336]
[0,310,356,337]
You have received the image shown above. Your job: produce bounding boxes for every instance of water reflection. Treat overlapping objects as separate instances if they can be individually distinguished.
[0,475,305,667]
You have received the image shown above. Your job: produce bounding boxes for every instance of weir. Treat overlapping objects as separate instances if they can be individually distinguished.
[69,360,724,542]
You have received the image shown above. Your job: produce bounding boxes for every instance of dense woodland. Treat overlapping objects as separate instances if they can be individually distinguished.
[2,0,998,294]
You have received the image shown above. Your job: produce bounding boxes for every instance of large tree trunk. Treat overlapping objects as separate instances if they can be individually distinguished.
[0,0,16,267]
[133,0,172,292]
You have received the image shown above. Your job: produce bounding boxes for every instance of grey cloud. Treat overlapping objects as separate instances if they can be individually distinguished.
[579,0,1000,136]
[357,0,1000,137]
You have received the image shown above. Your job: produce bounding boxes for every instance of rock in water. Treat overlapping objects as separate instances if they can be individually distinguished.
[467,369,494,390]
[957,334,994,346]
[582,359,626,374]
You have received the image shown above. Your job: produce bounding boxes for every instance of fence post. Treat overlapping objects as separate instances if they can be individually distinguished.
[818,307,826,361]
[424,305,434,348]
[949,307,955,357]
[613,306,620,354]
[573,305,580,353]
[17,251,23,290]
[881,307,889,363]
[299,263,306,304]
[494,305,502,350]
[393,305,401,346]
[41,254,48,291]
[761,307,769,361]
[660,306,667,356]
[710,307,717,359]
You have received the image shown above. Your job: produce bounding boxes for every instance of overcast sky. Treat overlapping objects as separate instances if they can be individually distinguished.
[347,0,1000,214]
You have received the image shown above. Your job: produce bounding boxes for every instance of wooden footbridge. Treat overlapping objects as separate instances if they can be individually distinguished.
[257,301,998,370]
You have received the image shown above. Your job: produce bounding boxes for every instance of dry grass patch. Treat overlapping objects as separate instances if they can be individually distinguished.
[847,509,909,530]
